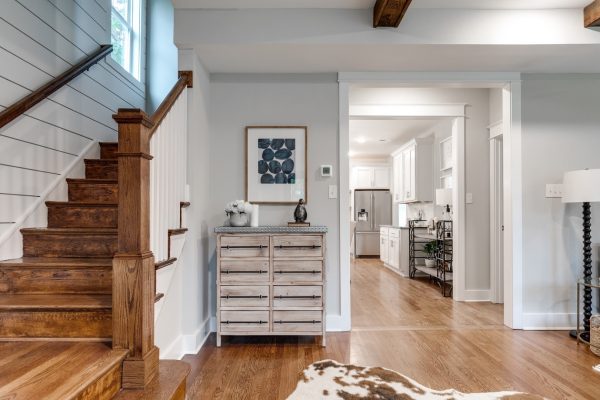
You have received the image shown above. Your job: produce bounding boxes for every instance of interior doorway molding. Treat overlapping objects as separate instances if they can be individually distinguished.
[337,72,523,330]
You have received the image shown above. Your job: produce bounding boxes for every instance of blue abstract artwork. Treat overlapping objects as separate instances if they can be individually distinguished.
[258,138,295,184]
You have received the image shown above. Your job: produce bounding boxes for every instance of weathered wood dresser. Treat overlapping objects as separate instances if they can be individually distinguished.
[214,226,327,347]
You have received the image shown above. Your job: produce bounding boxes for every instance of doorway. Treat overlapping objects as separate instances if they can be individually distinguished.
[490,122,504,304]
[337,75,523,331]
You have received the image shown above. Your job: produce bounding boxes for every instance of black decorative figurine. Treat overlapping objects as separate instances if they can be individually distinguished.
[294,199,307,223]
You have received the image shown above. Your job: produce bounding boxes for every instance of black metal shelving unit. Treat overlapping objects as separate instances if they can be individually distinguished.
[409,219,453,297]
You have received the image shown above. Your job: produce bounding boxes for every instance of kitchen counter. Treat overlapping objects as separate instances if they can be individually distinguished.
[214,225,328,234]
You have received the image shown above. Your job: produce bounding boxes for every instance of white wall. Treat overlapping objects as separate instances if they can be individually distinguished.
[489,88,503,125]
[520,75,600,329]
[350,87,491,293]
[209,74,341,320]
[176,50,213,354]
[0,0,145,257]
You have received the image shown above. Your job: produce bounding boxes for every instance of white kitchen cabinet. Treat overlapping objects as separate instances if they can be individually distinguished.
[389,236,400,270]
[352,166,390,189]
[380,227,389,264]
[391,138,433,203]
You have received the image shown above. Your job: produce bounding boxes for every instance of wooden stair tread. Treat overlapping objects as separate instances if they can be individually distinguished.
[66,178,118,184]
[46,201,118,207]
[21,228,117,234]
[0,257,113,268]
[0,294,111,310]
[155,258,177,270]
[0,341,127,400]
[113,360,190,400]
[180,201,190,208]
[168,228,188,236]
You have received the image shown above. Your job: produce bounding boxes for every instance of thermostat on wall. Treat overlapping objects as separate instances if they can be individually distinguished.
[321,165,333,177]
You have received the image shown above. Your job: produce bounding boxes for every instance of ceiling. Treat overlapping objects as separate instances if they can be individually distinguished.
[349,119,441,158]
[174,0,590,9]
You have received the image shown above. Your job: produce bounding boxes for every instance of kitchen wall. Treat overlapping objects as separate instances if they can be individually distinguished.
[350,87,491,295]
[520,74,600,328]
[209,74,341,320]
[0,0,145,259]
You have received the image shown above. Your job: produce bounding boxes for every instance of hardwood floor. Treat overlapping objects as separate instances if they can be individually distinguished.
[183,258,600,399]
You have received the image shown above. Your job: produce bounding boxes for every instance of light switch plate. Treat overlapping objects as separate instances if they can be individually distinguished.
[545,184,563,198]
[328,185,337,199]
[466,193,473,204]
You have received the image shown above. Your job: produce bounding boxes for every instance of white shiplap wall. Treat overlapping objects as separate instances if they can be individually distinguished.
[0,0,145,244]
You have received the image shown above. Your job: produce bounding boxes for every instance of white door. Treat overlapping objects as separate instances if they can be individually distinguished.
[408,147,416,201]
[380,235,388,263]
[393,155,402,202]
[490,133,504,303]
[373,167,390,189]
[402,149,412,201]
[389,237,400,269]
[355,167,373,188]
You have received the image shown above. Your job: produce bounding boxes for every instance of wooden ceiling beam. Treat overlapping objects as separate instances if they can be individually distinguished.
[584,0,600,27]
[373,0,412,28]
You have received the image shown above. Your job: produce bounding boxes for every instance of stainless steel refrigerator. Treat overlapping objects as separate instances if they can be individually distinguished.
[354,189,392,257]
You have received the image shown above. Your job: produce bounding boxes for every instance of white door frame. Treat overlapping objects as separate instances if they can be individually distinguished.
[489,121,504,304]
[337,73,523,330]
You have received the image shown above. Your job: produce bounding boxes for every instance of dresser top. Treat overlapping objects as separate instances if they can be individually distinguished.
[214,226,328,234]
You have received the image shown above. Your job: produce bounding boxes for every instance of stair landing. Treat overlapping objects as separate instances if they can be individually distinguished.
[0,341,127,400]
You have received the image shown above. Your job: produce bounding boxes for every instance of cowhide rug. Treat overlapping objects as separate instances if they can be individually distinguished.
[287,360,546,400]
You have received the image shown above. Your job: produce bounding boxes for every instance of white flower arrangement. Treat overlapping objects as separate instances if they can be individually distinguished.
[225,200,252,216]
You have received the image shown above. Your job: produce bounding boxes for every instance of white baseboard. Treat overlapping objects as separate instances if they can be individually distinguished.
[160,335,185,360]
[522,313,576,330]
[180,316,214,358]
[463,289,491,302]
[326,314,350,331]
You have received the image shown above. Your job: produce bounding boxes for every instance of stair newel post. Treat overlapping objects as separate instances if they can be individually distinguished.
[112,109,159,389]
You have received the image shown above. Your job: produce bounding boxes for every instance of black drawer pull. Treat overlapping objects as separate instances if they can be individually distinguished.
[223,270,268,274]
[223,244,266,249]
[275,245,321,249]
[220,295,267,299]
[274,295,321,299]
[223,320,268,324]
[274,270,320,274]
[274,320,321,324]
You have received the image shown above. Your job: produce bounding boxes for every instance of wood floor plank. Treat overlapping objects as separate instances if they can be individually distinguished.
[183,258,600,399]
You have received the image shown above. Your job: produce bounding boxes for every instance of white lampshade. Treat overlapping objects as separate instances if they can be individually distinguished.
[562,169,600,203]
[436,188,453,206]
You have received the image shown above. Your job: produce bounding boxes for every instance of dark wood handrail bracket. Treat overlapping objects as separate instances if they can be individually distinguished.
[0,45,112,130]
[111,70,193,390]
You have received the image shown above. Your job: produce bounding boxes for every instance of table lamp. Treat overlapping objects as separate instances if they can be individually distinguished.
[436,188,453,221]
[562,169,600,341]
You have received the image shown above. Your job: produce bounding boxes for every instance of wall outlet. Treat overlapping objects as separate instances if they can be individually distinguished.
[545,184,563,198]
[328,185,337,199]
[466,193,473,204]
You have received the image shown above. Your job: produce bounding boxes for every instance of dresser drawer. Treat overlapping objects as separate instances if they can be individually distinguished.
[220,310,269,333]
[220,285,269,307]
[220,235,269,258]
[272,310,323,332]
[220,260,270,283]
[273,285,322,307]
[273,260,323,283]
[273,235,323,258]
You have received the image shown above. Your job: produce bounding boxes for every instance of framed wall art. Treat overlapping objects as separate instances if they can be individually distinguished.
[245,126,307,204]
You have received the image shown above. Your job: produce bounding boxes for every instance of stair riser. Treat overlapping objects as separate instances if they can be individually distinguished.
[100,143,118,160]
[23,233,117,258]
[48,206,118,228]
[0,268,111,294]
[68,182,118,203]
[85,163,118,180]
[0,310,112,339]
[78,362,123,400]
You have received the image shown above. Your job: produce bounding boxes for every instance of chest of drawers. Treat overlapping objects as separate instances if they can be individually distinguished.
[215,227,327,347]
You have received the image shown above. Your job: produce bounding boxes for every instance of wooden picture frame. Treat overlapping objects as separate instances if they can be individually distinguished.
[245,126,308,204]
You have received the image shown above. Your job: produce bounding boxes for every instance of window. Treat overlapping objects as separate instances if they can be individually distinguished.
[111,0,142,80]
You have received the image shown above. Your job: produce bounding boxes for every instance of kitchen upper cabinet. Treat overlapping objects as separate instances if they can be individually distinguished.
[352,166,390,189]
[392,138,433,203]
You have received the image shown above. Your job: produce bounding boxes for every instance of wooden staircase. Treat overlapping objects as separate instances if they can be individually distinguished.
[0,142,189,400]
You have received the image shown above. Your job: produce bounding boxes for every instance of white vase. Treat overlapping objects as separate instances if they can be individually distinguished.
[250,204,259,227]
[229,213,249,227]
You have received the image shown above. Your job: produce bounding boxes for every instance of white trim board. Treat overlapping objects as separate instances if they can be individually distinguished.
[522,313,576,330]
[463,289,491,302]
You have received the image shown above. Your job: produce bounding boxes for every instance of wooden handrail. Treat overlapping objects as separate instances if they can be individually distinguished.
[148,71,193,137]
[0,45,112,130]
